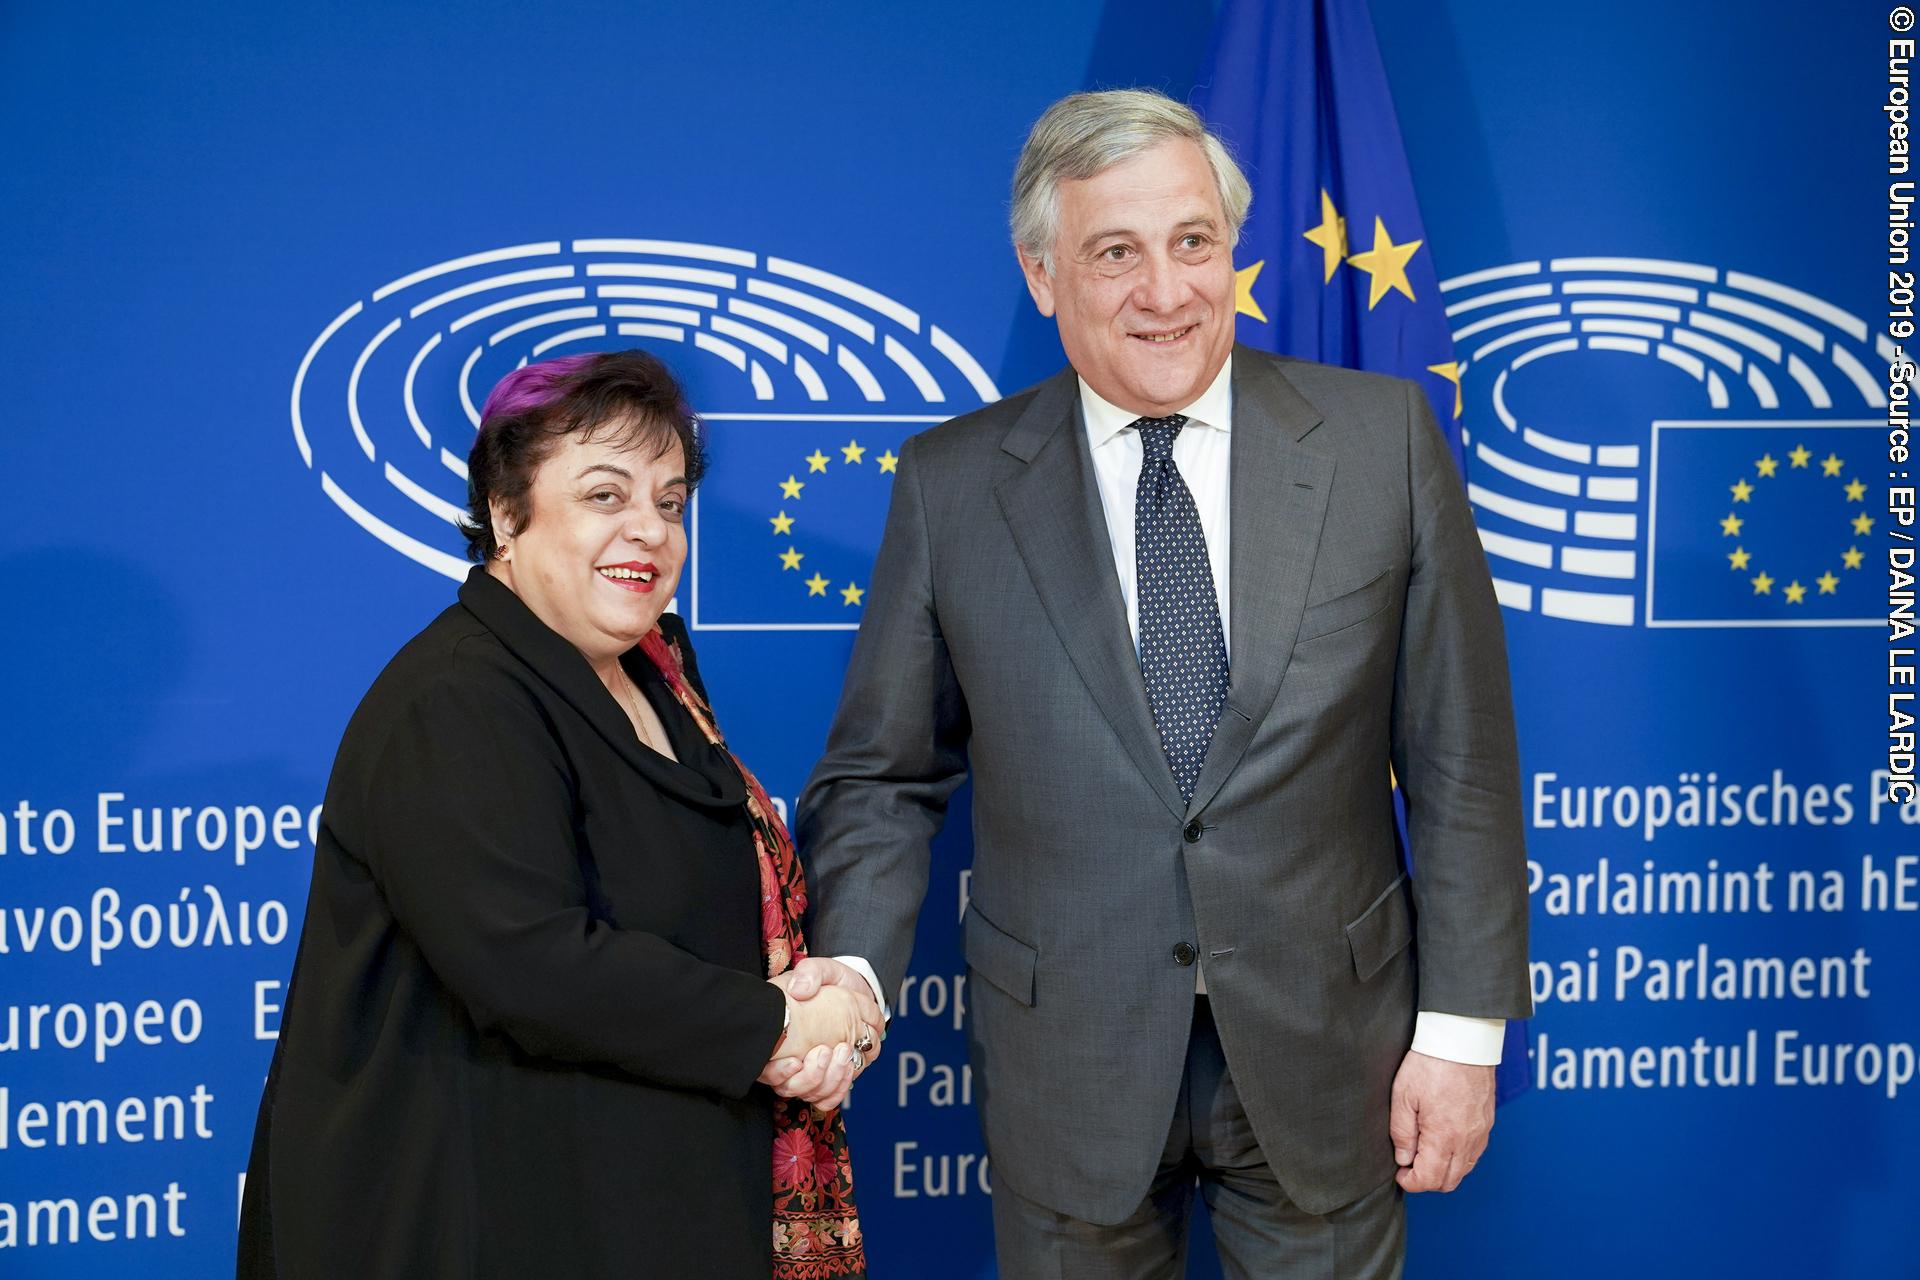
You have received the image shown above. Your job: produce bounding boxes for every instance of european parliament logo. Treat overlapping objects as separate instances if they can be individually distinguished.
[286,238,997,628]
[1439,257,1888,628]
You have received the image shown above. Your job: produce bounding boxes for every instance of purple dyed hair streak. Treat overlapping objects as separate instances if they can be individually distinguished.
[478,353,603,425]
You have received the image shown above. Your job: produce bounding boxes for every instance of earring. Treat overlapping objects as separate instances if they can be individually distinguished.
[494,542,510,561]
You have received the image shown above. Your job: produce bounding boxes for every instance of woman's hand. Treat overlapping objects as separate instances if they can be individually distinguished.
[757,961,883,1111]
[780,981,866,1055]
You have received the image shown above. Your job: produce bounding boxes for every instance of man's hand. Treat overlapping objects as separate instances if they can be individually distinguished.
[1389,1050,1495,1193]
[756,957,885,1111]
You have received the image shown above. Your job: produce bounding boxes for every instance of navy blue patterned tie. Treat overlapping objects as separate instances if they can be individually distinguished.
[1132,415,1229,804]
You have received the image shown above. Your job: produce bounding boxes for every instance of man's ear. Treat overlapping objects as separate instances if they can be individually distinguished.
[1018,249,1057,318]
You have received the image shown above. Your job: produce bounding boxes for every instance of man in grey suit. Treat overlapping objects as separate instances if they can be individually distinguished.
[783,88,1531,1277]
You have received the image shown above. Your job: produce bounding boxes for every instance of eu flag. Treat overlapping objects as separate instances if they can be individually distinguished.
[1647,422,1877,627]
[1195,0,1528,1101]
[1193,0,1464,468]
[692,418,913,629]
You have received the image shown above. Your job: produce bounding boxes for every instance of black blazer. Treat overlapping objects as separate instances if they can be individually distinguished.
[239,569,787,1280]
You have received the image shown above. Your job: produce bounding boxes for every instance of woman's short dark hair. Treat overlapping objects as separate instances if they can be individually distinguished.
[462,349,707,562]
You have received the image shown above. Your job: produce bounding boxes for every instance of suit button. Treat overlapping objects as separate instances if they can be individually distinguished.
[1183,819,1204,843]
[1172,942,1197,966]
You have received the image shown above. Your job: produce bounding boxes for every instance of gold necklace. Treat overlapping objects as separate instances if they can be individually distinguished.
[612,670,669,757]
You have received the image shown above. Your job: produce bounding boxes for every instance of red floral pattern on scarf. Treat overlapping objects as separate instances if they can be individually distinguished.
[640,630,866,1279]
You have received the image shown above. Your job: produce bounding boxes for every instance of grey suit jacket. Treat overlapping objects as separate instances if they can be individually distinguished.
[798,346,1531,1221]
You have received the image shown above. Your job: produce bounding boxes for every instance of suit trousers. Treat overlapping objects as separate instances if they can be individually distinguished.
[989,999,1405,1280]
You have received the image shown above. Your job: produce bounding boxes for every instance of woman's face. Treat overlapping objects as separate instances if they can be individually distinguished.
[490,426,689,670]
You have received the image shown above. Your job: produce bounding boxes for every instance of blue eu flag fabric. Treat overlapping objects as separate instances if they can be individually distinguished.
[1195,0,1529,1102]
[1193,0,1465,469]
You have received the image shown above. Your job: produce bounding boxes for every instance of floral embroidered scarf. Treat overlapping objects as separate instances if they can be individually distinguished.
[640,629,866,1279]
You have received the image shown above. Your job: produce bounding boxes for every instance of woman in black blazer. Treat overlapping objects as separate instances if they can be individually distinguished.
[238,351,878,1279]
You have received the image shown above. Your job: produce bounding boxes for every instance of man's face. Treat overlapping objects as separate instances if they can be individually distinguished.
[1021,137,1237,418]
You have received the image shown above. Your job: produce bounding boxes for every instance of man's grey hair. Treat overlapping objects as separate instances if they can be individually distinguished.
[1010,88,1253,273]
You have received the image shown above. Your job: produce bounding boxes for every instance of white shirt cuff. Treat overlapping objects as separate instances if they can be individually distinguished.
[1410,1012,1506,1065]
[831,965,1500,1052]
[832,955,891,1023]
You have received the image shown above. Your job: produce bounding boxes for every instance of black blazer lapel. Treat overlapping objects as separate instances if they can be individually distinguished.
[1186,353,1333,817]
[994,373,1187,821]
[457,568,746,808]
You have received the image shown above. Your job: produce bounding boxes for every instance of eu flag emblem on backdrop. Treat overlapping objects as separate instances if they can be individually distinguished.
[1648,422,1879,627]
[1643,422,1881,629]
[693,420,912,629]
[1195,0,1528,1100]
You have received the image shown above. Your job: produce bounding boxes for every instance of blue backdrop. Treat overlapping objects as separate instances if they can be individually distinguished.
[1,2,1910,1276]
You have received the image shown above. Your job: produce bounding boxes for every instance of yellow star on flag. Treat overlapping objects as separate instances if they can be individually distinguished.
[1235,260,1268,322]
[1755,453,1779,478]
[1427,362,1464,420]
[1730,478,1754,503]
[804,572,829,597]
[1853,512,1875,535]
[1302,190,1348,284]
[779,546,803,571]
[876,450,899,474]
[780,474,805,500]
[840,582,864,607]
[1784,580,1807,604]
[1817,571,1840,594]
[1820,453,1844,477]
[769,511,794,535]
[1751,571,1774,595]
[1845,478,1867,502]
[1788,444,1811,468]
[841,440,866,465]
[1844,546,1865,569]
[1720,512,1744,536]
[1727,546,1751,570]
[806,450,831,474]
[1345,216,1423,309]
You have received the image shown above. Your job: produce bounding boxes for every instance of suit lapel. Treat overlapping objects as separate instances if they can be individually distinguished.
[1185,352,1333,817]
[995,372,1188,821]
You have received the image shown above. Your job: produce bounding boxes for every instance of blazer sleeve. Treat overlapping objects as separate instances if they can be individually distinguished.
[1389,381,1534,1021]
[796,433,971,998]
[359,666,786,1098]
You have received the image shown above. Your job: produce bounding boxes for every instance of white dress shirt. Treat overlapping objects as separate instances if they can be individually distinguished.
[838,356,1504,1068]
[1079,359,1236,662]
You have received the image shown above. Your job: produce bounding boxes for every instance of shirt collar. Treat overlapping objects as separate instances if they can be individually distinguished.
[1079,355,1235,450]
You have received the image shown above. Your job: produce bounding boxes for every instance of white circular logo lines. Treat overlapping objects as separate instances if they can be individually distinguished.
[1441,257,1890,628]
[289,238,999,580]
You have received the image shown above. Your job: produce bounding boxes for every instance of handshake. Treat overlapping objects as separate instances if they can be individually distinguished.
[757,957,886,1112]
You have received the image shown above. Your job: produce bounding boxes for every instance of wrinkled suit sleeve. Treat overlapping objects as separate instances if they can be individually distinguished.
[1389,382,1533,1021]
[797,433,972,998]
